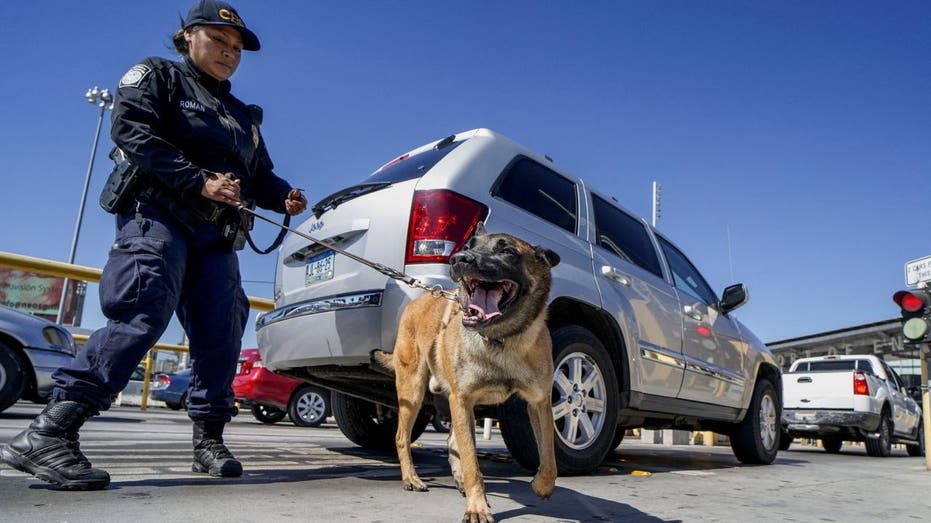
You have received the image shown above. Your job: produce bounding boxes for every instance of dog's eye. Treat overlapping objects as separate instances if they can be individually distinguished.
[502,247,520,257]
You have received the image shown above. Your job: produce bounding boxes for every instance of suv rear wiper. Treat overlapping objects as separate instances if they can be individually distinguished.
[311,182,392,218]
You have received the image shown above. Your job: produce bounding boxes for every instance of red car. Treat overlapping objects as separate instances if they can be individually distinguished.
[232,348,331,427]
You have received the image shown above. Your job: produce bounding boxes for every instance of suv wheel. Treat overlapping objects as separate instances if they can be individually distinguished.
[332,392,429,451]
[729,378,779,464]
[289,385,330,427]
[0,343,27,413]
[865,412,892,457]
[499,325,619,475]
[252,403,287,424]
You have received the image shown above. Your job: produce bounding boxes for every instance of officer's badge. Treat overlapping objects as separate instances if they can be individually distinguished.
[119,64,152,89]
[252,124,260,148]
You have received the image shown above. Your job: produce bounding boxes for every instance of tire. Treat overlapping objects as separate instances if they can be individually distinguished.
[906,421,925,457]
[0,343,27,414]
[252,403,287,424]
[778,428,792,451]
[498,325,619,476]
[289,385,330,427]
[431,413,451,433]
[610,427,625,450]
[821,437,842,454]
[331,392,429,451]
[729,378,779,464]
[166,401,182,411]
[865,412,892,457]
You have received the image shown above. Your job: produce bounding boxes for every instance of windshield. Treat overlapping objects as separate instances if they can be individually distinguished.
[311,139,463,218]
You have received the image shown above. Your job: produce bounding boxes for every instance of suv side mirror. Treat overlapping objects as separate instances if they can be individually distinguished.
[720,283,749,314]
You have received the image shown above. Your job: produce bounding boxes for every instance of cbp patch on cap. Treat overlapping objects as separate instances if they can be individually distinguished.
[119,64,152,88]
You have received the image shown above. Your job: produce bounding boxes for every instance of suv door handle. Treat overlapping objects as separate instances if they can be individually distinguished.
[601,266,630,286]
[683,304,703,321]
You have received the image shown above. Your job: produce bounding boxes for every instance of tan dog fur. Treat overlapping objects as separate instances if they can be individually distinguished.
[376,224,559,523]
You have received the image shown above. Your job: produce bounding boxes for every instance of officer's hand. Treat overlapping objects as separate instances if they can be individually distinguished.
[284,188,307,216]
[202,172,241,206]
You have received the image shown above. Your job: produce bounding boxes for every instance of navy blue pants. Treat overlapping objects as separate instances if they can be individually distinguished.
[51,201,249,422]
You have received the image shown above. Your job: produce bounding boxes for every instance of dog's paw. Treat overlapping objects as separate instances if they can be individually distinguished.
[402,478,428,492]
[461,508,494,523]
[531,474,555,499]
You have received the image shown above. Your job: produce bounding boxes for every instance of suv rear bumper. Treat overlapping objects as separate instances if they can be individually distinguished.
[782,409,881,434]
[257,279,447,372]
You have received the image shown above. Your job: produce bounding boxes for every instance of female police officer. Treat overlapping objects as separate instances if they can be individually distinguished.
[0,0,306,490]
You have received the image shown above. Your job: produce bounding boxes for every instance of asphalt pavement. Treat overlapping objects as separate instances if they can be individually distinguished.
[1,402,929,522]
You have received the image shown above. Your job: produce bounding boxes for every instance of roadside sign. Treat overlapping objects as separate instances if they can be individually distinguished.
[905,254,931,286]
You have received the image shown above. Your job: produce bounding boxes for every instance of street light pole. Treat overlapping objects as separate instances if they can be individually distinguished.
[57,87,114,325]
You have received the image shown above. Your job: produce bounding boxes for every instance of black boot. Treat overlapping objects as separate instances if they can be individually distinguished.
[0,400,110,490]
[192,420,242,477]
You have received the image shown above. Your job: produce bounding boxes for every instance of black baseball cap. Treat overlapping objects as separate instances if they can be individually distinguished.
[184,0,260,51]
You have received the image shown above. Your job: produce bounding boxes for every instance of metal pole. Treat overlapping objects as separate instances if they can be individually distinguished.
[57,91,110,324]
[651,181,661,227]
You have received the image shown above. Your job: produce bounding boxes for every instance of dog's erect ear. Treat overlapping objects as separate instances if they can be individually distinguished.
[472,221,487,237]
[535,246,560,268]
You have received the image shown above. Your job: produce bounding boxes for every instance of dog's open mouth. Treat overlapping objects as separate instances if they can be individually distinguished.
[459,278,519,326]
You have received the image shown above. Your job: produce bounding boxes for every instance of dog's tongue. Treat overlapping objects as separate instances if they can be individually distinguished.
[467,286,503,321]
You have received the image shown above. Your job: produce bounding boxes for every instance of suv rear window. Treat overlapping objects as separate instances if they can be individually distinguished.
[492,157,577,233]
[592,195,663,278]
[368,141,463,184]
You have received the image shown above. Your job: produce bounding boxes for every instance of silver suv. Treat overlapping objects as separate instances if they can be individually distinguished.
[257,128,781,473]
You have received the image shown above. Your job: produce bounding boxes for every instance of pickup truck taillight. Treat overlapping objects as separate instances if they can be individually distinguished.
[405,189,488,264]
[853,371,870,395]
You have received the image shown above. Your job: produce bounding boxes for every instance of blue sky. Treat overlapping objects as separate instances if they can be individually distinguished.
[1,1,928,350]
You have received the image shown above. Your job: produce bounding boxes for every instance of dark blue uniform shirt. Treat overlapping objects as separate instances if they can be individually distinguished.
[111,55,291,216]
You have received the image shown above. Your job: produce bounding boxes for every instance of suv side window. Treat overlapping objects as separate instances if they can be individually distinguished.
[492,157,577,233]
[591,195,663,277]
[657,236,718,306]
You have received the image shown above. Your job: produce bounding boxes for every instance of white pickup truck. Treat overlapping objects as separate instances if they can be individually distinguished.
[781,355,924,457]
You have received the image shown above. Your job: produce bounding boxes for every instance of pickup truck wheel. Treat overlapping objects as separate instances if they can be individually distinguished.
[729,378,779,464]
[865,413,892,457]
[778,428,792,451]
[821,437,842,454]
[906,421,924,457]
[332,392,429,451]
[0,343,27,414]
[498,325,619,476]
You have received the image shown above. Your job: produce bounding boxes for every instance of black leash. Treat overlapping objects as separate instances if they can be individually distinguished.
[237,207,290,255]
[236,206,458,301]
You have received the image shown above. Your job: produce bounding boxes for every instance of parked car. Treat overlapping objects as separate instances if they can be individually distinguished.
[150,368,192,410]
[256,128,782,474]
[782,355,923,456]
[0,305,77,413]
[232,348,330,427]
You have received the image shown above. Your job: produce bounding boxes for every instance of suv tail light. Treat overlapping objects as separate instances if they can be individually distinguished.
[405,189,488,264]
[853,371,869,395]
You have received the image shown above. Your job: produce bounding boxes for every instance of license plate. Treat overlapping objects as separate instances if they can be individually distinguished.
[305,250,335,286]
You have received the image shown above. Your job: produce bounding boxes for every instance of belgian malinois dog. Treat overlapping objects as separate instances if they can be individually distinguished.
[375,223,560,523]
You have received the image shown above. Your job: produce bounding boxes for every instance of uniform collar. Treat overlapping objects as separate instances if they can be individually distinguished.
[182,55,232,96]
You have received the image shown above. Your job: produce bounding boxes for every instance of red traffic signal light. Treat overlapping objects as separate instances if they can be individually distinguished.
[893,289,931,343]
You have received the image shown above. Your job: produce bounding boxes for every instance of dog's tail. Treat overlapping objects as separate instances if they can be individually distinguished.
[371,349,395,374]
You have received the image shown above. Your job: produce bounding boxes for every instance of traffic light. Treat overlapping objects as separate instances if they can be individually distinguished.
[892,289,931,343]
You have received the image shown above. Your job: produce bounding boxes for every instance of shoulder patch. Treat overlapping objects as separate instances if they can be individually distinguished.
[119,64,152,89]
